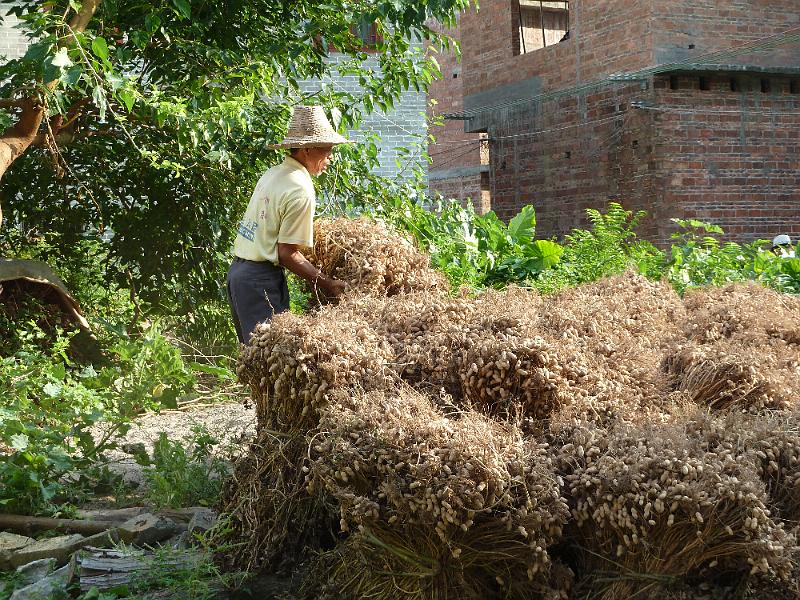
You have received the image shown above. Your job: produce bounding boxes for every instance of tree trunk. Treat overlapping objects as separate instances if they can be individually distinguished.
[0,99,45,226]
[0,0,102,228]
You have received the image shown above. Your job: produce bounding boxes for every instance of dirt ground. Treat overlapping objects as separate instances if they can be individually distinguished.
[100,401,256,491]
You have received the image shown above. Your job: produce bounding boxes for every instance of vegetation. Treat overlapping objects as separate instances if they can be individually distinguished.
[142,426,231,509]
[2,196,798,517]
[1,4,798,600]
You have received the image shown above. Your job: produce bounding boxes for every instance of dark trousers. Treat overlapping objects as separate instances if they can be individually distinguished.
[226,258,290,344]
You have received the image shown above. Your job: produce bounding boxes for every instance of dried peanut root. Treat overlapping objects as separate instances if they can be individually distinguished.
[303,217,448,302]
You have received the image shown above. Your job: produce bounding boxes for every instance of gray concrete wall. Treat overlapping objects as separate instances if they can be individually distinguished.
[298,53,428,180]
[0,5,28,60]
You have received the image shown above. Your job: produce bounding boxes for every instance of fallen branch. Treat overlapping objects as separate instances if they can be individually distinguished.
[0,513,116,536]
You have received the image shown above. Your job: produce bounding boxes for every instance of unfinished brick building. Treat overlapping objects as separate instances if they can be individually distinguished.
[428,0,800,244]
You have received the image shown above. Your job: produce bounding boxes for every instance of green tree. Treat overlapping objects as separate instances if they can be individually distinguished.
[0,0,469,307]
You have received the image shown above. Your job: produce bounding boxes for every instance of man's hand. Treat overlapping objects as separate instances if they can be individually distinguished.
[277,242,349,298]
[319,278,347,298]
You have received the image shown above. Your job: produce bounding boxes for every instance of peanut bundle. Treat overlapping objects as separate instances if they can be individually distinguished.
[219,219,800,599]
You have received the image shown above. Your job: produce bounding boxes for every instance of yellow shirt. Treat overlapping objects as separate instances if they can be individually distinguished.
[232,157,316,265]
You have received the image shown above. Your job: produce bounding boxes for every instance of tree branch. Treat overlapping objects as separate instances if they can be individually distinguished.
[68,0,102,33]
[30,126,113,147]
[0,0,102,226]
[0,98,28,109]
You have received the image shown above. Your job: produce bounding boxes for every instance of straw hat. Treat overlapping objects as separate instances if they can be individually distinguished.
[772,234,792,248]
[268,105,352,149]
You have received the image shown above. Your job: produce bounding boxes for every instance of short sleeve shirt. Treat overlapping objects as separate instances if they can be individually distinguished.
[232,156,316,265]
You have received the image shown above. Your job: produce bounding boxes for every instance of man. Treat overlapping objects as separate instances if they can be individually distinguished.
[227,105,349,344]
[771,234,796,258]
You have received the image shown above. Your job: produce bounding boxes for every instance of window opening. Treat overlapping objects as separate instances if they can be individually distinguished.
[516,1,569,55]
[791,80,799,94]
[351,18,382,51]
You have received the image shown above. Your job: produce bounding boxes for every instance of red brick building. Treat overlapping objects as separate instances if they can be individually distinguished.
[428,0,800,244]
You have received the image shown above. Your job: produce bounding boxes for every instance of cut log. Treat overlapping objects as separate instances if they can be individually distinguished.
[74,507,148,523]
[0,514,115,536]
[76,547,204,591]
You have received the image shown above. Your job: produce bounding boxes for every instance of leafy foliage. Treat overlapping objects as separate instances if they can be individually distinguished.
[0,330,124,514]
[140,425,231,509]
[532,203,662,293]
[665,219,800,295]
[348,191,800,298]
[0,309,235,515]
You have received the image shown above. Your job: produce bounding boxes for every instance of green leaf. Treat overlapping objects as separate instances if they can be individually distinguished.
[51,47,73,68]
[780,257,800,277]
[92,85,108,121]
[10,433,29,451]
[43,382,61,397]
[159,387,180,409]
[172,0,191,18]
[190,362,235,380]
[91,36,109,61]
[508,205,536,243]
[117,89,136,112]
[61,65,84,86]
[52,362,67,380]
[144,13,162,33]
[527,240,564,270]
[106,72,125,91]
[22,41,51,63]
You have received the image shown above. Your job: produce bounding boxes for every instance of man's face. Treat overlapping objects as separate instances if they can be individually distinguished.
[298,146,334,176]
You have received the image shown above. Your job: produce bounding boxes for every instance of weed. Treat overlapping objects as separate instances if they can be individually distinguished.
[141,425,231,509]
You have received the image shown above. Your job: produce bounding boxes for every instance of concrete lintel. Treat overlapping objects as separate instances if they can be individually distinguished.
[428,165,489,181]
[462,76,544,131]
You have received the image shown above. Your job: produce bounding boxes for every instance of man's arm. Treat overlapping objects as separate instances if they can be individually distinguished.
[277,243,347,297]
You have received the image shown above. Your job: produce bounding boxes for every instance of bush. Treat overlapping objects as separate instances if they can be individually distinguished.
[0,318,235,515]
[0,330,125,514]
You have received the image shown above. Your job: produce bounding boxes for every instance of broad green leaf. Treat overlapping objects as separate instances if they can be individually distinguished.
[508,205,536,242]
[527,240,564,270]
[91,36,109,61]
[61,65,83,86]
[144,13,162,33]
[22,41,51,63]
[172,0,191,19]
[118,88,136,112]
[781,257,800,277]
[52,362,66,380]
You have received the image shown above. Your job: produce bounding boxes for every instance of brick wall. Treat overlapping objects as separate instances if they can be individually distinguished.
[652,0,800,67]
[459,0,654,103]
[426,18,488,210]
[485,83,657,237]
[429,0,800,245]
[651,73,800,243]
